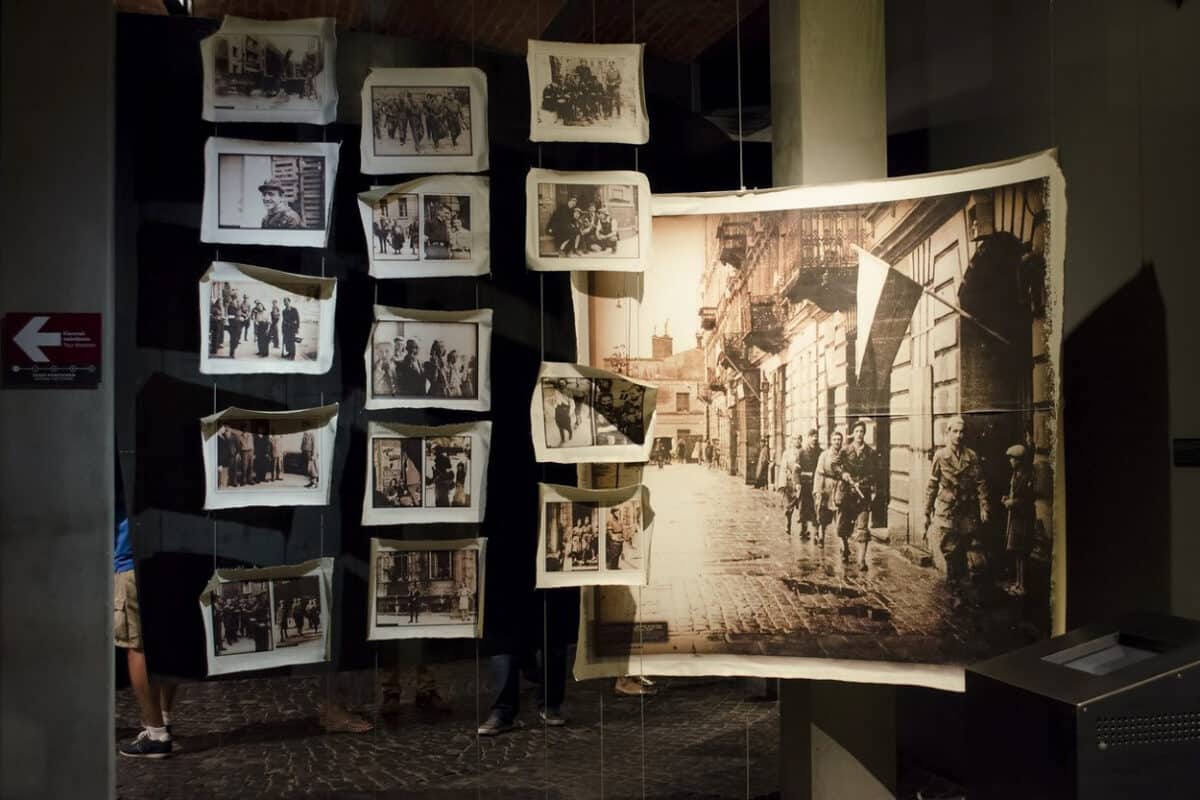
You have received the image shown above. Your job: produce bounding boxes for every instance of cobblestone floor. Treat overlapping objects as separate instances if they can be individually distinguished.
[595,463,1039,664]
[116,663,781,799]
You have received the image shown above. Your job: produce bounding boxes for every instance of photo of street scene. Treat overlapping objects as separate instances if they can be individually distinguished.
[207,279,320,363]
[374,545,478,630]
[271,576,322,655]
[210,32,325,111]
[540,376,646,450]
[582,173,1059,669]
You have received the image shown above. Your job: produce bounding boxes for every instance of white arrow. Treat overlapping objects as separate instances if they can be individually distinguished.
[13,316,61,362]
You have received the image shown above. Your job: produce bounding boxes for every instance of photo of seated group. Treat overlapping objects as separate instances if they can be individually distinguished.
[370,435,472,510]
[369,189,473,262]
[537,181,638,259]
[541,376,646,449]
[209,575,322,658]
[537,484,651,588]
[368,539,485,640]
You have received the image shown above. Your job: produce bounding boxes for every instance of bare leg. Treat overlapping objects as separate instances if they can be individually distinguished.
[319,672,373,734]
[127,649,163,728]
[158,684,177,716]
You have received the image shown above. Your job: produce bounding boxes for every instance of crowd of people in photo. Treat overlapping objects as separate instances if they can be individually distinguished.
[376,337,477,399]
[212,590,271,655]
[372,89,469,152]
[276,595,320,644]
[209,286,304,360]
[545,193,622,257]
[541,57,625,126]
[216,424,318,489]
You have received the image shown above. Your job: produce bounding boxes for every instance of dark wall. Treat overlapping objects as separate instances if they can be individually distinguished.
[114,13,769,681]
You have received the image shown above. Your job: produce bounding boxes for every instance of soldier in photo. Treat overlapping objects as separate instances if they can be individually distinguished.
[782,429,822,540]
[301,430,317,488]
[238,296,251,343]
[280,297,300,359]
[252,300,270,356]
[924,415,990,599]
[258,180,302,229]
[835,419,878,568]
[209,296,225,356]
[269,299,281,349]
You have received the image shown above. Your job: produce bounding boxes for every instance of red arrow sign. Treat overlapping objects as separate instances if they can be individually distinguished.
[2,312,102,388]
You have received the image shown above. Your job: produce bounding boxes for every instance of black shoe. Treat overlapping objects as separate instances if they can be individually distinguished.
[119,731,172,759]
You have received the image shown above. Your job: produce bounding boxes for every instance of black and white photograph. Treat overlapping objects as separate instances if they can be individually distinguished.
[200,16,337,124]
[359,176,491,278]
[200,558,333,676]
[202,138,340,248]
[210,580,273,657]
[201,404,338,510]
[362,421,491,525]
[370,437,423,509]
[530,362,656,464]
[271,575,323,655]
[571,152,1066,689]
[543,500,600,573]
[360,67,488,174]
[527,40,648,144]
[525,168,651,272]
[199,262,336,375]
[365,306,491,411]
[537,484,653,589]
[368,538,486,640]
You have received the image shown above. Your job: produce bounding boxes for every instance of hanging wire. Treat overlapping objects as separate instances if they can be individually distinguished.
[735,0,746,190]
[633,0,639,172]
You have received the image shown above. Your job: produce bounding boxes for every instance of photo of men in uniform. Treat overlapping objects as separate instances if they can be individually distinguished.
[374,546,479,629]
[604,495,643,571]
[537,183,639,259]
[215,419,321,492]
[271,576,322,654]
[544,501,600,573]
[424,436,471,508]
[371,321,479,400]
[536,54,638,129]
[217,153,327,231]
[371,192,419,261]
[207,280,320,363]
[421,194,471,260]
[211,32,324,110]
[371,437,423,508]
[370,86,472,157]
[210,581,272,657]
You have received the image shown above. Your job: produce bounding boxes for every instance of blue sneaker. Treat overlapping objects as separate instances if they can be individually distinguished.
[119,730,172,759]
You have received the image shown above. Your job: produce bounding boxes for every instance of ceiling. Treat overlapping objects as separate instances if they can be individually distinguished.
[113,0,765,63]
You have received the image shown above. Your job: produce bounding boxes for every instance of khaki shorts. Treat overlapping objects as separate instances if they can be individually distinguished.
[114,569,143,650]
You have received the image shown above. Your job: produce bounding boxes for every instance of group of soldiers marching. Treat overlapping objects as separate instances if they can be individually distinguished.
[779,415,1037,600]
[276,595,320,645]
[372,90,468,153]
[541,59,624,126]
[209,288,302,360]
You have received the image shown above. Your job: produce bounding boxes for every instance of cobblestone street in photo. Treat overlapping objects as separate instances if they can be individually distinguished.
[116,664,780,799]
[595,463,1039,665]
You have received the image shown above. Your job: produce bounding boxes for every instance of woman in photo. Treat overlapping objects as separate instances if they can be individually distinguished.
[445,350,463,397]
[552,379,573,445]
[424,341,451,397]
[452,460,468,507]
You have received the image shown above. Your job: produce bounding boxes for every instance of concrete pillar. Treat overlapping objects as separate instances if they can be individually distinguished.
[0,2,115,799]
[769,2,895,799]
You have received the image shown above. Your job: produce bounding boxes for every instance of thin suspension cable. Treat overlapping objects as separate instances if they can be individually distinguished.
[735,0,745,190]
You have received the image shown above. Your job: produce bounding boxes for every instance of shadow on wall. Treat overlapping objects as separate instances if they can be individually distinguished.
[1063,263,1171,626]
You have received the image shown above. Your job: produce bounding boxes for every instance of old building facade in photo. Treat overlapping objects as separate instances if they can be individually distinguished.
[697,180,1052,571]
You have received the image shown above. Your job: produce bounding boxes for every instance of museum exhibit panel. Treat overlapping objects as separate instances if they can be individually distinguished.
[2,1,1198,799]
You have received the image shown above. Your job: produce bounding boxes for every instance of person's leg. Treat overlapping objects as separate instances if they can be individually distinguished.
[127,649,163,728]
[479,652,520,733]
[541,643,567,715]
[856,509,871,568]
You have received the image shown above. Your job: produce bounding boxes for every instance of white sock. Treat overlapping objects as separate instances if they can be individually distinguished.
[145,725,170,742]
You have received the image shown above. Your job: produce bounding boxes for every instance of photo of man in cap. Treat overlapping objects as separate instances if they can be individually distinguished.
[924,415,990,601]
[781,429,822,540]
[835,418,878,569]
[259,179,302,229]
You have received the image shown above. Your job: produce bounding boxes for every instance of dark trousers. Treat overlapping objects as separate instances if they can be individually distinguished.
[489,645,566,722]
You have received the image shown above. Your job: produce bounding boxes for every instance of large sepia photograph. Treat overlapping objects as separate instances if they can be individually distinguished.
[368,539,486,640]
[200,404,338,510]
[526,169,652,272]
[202,137,340,248]
[537,483,652,589]
[199,262,336,375]
[572,152,1066,690]
[365,306,491,412]
[200,16,338,124]
[359,175,491,278]
[527,40,648,144]
[530,362,656,464]
[200,558,333,676]
[362,421,491,526]
[360,67,488,174]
